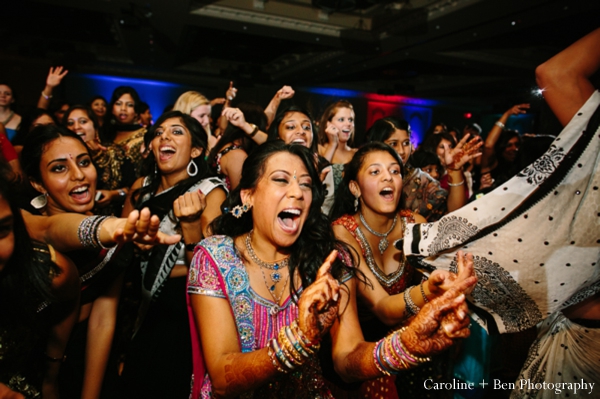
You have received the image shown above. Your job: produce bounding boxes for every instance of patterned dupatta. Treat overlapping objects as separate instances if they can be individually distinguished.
[403,91,600,334]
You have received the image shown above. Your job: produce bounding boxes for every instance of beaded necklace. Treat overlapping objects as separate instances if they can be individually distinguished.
[245,232,291,315]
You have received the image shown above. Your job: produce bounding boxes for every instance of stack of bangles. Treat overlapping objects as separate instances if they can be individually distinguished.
[267,319,320,373]
[77,215,116,250]
[373,327,431,375]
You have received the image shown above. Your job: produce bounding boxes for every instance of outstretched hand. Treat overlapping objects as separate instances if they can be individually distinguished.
[297,250,341,343]
[112,208,181,246]
[46,66,68,88]
[446,133,483,170]
[401,287,471,357]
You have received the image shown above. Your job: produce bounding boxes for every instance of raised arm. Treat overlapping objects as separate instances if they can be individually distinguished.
[37,66,69,110]
[536,27,600,126]
[264,86,294,130]
[221,107,268,145]
[480,104,529,172]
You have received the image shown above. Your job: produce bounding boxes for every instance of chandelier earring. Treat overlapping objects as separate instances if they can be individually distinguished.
[187,160,198,177]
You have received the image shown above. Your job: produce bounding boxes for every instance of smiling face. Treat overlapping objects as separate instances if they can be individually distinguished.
[329,107,355,143]
[384,128,412,165]
[278,112,313,148]
[351,150,403,215]
[66,109,96,142]
[112,93,137,125]
[91,98,107,118]
[32,136,97,215]
[150,117,202,180]
[190,104,211,129]
[242,152,313,249]
[0,85,14,108]
[0,195,14,272]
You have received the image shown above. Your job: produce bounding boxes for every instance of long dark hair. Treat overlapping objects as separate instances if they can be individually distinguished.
[0,162,57,323]
[210,141,356,292]
[329,142,406,221]
[268,106,319,154]
[131,111,210,213]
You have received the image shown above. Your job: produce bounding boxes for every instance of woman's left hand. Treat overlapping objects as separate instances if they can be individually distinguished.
[174,190,206,224]
[446,134,483,170]
[426,251,477,298]
[401,287,471,357]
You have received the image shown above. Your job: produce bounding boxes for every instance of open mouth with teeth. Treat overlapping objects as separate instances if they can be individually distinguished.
[292,138,308,147]
[380,187,395,201]
[277,208,302,233]
[70,185,92,203]
[159,145,176,161]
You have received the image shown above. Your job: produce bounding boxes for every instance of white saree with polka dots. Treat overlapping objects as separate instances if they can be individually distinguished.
[403,91,600,335]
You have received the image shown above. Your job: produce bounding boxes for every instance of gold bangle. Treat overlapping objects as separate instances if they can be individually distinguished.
[247,123,259,138]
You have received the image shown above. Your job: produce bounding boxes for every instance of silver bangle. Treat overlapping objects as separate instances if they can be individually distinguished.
[494,121,505,129]
[448,180,465,187]
[404,286,421,316]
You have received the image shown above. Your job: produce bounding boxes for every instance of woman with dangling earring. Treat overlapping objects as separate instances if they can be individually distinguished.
[326,142,476,398]
[118,111,227,399]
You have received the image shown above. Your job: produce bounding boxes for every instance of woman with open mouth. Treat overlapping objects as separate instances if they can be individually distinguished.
[327,141,477,398]
[119,110,227,399]
[186,141,476,398]
[20,125,136,399]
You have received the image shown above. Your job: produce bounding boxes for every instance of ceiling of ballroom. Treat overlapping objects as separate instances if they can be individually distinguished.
[2,0,599,106]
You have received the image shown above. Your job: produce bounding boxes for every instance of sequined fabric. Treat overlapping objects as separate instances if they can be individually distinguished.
[188,236,334,398]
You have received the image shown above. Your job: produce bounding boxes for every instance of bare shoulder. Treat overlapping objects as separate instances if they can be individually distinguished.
[49,247,80,301]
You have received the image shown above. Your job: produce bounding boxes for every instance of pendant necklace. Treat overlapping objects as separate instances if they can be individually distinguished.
[359,212,398,254]
[245,231,290,315]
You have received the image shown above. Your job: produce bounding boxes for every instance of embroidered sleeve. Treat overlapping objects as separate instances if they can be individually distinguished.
[188,247,226,298]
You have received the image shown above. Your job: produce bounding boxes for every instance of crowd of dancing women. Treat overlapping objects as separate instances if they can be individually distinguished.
[1,27,599,399]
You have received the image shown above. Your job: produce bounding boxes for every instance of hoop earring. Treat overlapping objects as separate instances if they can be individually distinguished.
[187,160,198,177]
[31,193,48,210]
[231,203,251,218]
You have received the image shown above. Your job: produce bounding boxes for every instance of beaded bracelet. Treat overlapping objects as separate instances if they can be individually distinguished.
[494,121,505,129]
[372,340,391,376]
[404,286,421,316]
[419,283,430,303]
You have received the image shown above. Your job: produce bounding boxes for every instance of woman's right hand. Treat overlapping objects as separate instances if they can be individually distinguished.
[324,122,340,147]
[400,287,471,358]
[297,250,341,343]
[221,107,247,129]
